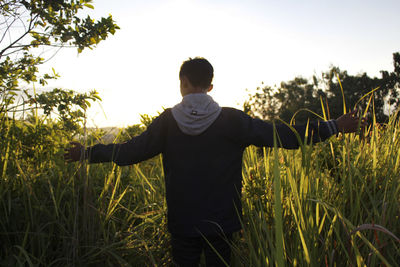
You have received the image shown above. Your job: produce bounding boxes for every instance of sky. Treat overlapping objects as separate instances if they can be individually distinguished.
[38,0,400,128]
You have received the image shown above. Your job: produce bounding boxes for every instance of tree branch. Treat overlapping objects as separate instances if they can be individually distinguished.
[0,16,20,44]
[0,12,39,59]
[1,46,29,56]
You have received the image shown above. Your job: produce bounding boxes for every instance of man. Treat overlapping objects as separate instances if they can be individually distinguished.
[64,57,366,266]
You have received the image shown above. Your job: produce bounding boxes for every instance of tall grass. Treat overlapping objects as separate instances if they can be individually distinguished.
[0,150,170,266]
[239,111,400,266]
[1,107,400,266]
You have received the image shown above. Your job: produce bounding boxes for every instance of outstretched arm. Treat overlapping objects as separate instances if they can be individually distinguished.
[241,109,367,149]
[63,110,169,165]
[64,133,164,166]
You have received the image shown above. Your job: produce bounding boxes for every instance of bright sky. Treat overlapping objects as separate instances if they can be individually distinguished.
[39,0,400,128]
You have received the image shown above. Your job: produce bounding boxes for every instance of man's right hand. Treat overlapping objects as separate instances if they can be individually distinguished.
[64,141,84,162]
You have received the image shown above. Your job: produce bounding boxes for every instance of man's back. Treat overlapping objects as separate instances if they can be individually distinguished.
[163,107,247,237]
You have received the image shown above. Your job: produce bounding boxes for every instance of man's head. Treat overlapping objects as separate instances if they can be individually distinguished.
[179,57,214,96]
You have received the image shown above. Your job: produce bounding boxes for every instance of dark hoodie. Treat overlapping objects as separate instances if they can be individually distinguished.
[86,94,338,237]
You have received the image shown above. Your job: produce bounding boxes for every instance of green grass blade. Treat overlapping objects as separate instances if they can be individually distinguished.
[273,123,285,267]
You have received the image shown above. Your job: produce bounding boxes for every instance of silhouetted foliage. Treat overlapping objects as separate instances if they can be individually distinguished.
[1,0,119,129]
[246,52,400,123]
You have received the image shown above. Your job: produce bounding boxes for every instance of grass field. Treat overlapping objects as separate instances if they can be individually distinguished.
[1,110,400,266]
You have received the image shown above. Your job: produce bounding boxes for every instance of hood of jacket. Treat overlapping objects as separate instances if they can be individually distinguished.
[171,93,221,136]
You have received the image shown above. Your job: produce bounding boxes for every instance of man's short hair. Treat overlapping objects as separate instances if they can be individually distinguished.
[179,57,214,89]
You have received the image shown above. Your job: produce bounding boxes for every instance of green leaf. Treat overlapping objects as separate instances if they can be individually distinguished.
[84,3,94,9]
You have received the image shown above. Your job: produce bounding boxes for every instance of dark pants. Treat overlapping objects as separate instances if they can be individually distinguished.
[171,233,233,267]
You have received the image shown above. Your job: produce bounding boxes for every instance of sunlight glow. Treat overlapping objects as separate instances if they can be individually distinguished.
[38,0,399,128]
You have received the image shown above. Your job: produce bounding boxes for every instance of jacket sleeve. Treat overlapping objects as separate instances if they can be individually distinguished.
[239,112,338,149]
[85,110,168,166]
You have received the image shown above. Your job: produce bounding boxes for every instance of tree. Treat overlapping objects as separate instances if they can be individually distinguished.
[319,55,399,122]
[246,52,400,124]
[0,0,119,128]
[379,52,400,115]
[0,0,119,166]
[246,77,322,123]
